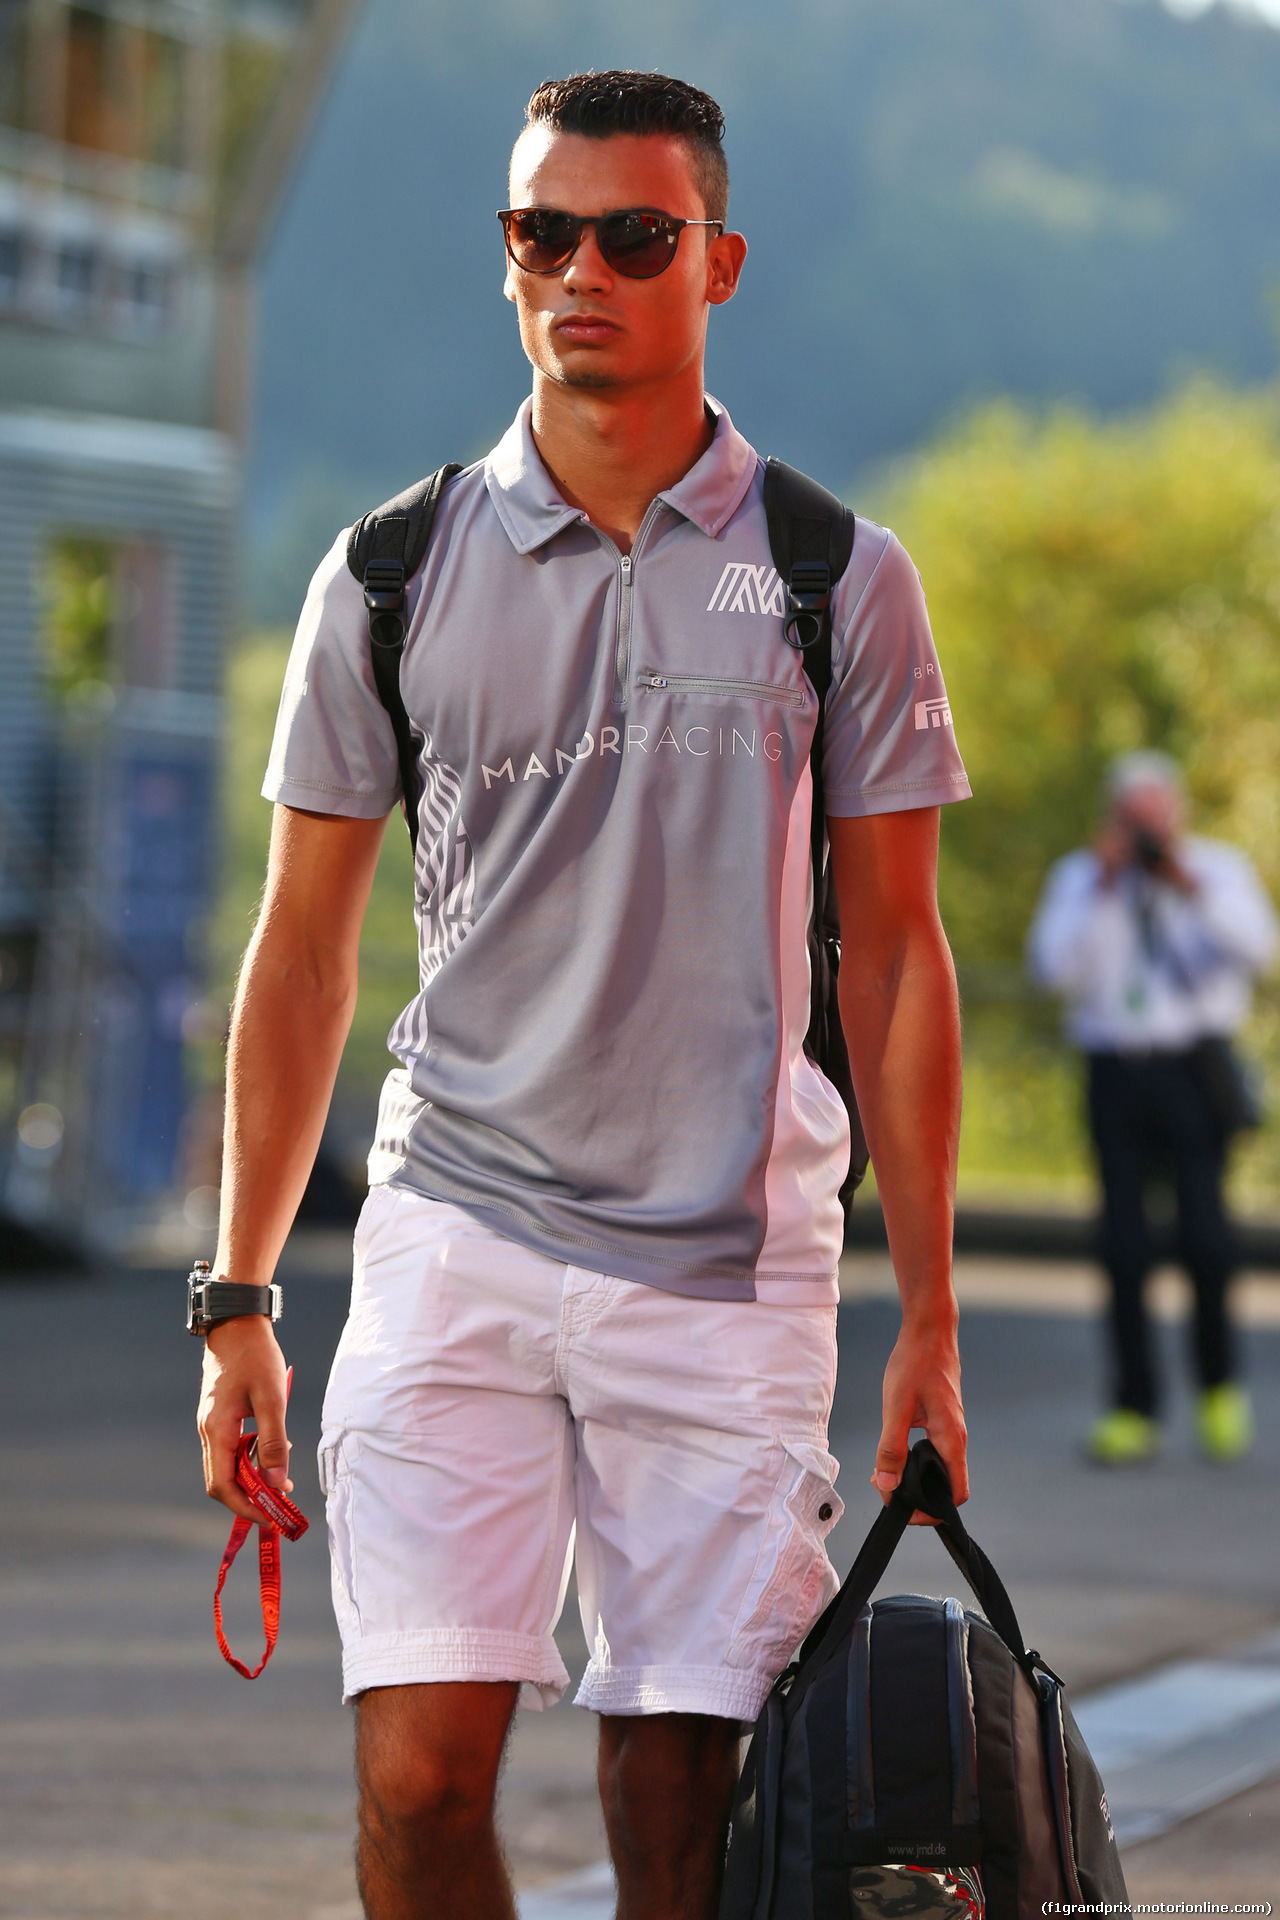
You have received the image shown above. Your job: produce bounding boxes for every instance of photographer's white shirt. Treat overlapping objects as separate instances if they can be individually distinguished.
[1028,837,1277,1052]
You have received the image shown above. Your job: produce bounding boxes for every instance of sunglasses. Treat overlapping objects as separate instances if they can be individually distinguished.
[497,206,724,279]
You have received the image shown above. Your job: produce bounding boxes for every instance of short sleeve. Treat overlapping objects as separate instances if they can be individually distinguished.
[822,524,971,817]
[262,531,402,818]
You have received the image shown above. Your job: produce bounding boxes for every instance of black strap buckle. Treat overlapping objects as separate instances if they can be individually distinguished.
[783,561,832,651]
[363,558,407,649]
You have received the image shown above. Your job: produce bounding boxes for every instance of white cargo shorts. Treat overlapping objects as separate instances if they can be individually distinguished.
[319,1184,843,1720]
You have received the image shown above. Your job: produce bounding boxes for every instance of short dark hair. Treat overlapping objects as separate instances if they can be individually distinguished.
[524,70,729,226]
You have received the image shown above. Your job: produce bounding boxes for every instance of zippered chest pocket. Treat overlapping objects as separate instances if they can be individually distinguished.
[636,668,803,707]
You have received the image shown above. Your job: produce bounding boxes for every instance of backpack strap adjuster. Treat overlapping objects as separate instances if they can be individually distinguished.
[363,558,408,649]
[782,560,833,651]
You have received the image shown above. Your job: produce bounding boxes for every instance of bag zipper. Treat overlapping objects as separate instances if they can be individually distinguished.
[636,669,803,707]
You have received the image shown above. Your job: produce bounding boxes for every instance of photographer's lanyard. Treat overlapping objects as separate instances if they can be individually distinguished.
[1135,880,1198,995]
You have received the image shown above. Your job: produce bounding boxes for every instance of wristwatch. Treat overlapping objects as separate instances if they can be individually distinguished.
[187,1259,283,1336]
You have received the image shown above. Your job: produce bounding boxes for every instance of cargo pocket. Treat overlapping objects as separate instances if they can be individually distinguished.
[317,1428,363,1638]
[726,1433,844,1673]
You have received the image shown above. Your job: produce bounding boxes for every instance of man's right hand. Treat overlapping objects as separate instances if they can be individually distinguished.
[198,1314,293,1525]
[195,805,386,1528]
[1094,817,1132,885]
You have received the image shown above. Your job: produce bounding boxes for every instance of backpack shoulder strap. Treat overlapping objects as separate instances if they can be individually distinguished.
[762,453,854,823]
[763,460,861,1173]
[762,459,855,652]
[346,463,463,848]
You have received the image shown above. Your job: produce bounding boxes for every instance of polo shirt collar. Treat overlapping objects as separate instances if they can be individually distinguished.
[485,394,758,555]
[658,395,758,537]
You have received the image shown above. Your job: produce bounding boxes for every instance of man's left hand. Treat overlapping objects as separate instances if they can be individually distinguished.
[873,1309,968,1522]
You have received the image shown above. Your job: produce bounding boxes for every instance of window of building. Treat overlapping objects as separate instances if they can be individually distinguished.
[137,27,185,171]
[0,210,182,335]
[112,256,172,336]
[0,0,28,131]
[63,6,111,152]
[53,239,98,318]
[39,533,178,699]
[0,227,21,302]
[44,5,192,170]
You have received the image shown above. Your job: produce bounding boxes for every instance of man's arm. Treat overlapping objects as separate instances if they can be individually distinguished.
[828,806,968,1510]
[197,802,388,1523]
[1186,847,1280,973]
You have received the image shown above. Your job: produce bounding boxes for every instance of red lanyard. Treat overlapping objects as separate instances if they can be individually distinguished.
[213,1387,309,1680]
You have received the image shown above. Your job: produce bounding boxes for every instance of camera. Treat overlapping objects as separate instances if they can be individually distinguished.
[1131,828,1166,873]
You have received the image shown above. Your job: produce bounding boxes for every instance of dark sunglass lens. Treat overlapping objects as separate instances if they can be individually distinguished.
[507,209,579,271]
[598,211,678,277]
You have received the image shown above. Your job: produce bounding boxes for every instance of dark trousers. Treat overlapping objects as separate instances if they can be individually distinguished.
[1086,1050,1238,1416]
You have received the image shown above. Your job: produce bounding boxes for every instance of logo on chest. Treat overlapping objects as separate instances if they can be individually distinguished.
[706,562,787,617]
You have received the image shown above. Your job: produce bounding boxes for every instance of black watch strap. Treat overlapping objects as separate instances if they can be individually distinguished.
[187,1263,283,1336]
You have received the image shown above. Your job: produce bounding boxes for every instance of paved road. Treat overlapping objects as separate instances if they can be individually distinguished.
[1,1243,1277,1918]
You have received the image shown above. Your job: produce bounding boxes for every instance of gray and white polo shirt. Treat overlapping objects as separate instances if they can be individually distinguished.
[265,398,970,1302]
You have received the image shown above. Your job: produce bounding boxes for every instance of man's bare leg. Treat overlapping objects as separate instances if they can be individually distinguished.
[355,1681,519,1920]
[598,1712,741,1920]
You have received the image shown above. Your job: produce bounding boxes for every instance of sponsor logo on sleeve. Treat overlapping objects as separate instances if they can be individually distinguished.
[915,696,953,730]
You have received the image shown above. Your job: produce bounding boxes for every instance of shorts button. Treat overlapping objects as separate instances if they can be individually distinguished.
[818,1502,833,1521]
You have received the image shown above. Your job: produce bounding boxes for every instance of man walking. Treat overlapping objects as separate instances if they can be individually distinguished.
[197,72,970,1918]
[1030,751,1276,1465]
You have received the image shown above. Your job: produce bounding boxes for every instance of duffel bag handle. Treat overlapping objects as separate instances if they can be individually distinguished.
[790,1439,1035,1701]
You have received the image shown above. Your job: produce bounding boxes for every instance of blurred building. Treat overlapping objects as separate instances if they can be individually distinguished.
[0,0,355,1248]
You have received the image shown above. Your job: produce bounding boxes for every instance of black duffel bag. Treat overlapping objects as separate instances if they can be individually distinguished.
[721,1439,1128,1920]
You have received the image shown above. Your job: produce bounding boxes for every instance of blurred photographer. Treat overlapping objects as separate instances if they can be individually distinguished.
[1029,751,1277,1463]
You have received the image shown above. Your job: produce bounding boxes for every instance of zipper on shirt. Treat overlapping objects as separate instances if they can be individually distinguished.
[587,500,664,711]
[636,669,803,707]
[615,553,634,709]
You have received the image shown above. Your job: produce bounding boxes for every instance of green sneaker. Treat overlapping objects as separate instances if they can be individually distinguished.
[1085,1408,1163,1464]
[1197,1383,1254,1462]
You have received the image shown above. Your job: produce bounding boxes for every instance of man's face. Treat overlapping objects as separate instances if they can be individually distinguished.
[1113,780,1184,844]
[504,126,745,392]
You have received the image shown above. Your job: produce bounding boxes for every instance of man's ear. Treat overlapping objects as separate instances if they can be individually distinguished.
[707,231,748,308]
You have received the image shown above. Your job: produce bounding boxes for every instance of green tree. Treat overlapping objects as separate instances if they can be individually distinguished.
[879,380,1280,1200]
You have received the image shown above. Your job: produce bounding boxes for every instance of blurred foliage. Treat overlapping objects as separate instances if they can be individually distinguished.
[39,535,115,700]
[946,988,1092,1204]
[882,379,1280,962]
[879,378,1280,1204]
[210,633,419,1099]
